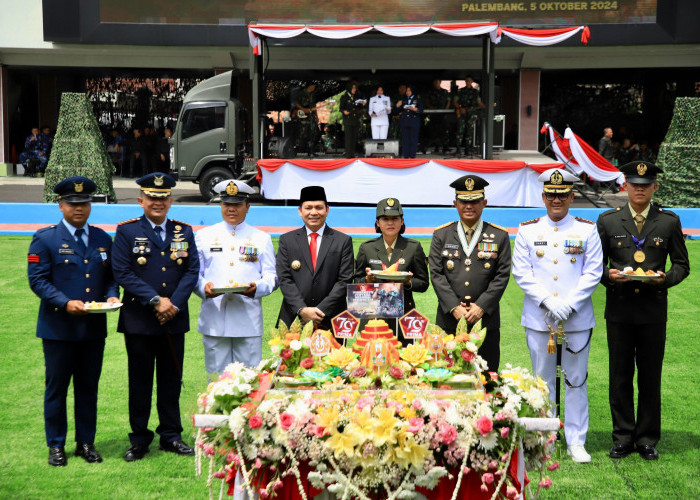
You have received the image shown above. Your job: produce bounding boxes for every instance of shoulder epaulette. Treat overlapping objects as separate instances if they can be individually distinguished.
[486,222,508,232]
[434,221,457,231]
[520,218,540,226]
[36,225,56,234]
[118,218,140,226]
[171,219,191,227]
[574,216,595,225]
[600,207,620,217]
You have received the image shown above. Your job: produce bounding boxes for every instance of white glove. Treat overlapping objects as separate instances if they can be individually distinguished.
[543,297,573,323]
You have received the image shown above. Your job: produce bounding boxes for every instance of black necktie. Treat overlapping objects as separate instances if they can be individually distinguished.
[74,228,87,253]
[154,225,164,242]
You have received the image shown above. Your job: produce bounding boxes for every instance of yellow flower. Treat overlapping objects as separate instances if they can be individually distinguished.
[324,347,358,369]
[442,334,455,343]
[350,407,375,433]
[325,427,360,459]
[268,337,281,346]
[399,343,432,366]
[315,406,340,432]
[372,407,398,447]
[399,407,417,420]
[394,427,430,470]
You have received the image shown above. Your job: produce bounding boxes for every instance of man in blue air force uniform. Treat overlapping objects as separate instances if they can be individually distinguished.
[28,176,119,466]
[112,173,199,462]
[195,180,278,374]
[512,168,603,464]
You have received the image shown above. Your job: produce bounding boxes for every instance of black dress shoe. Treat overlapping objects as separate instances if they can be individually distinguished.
[124,444,149,462]
[159,439,195,456]
[75,443,103,463]
[48,447,67,467]
[637,444,659,460]
[609,443,634,459]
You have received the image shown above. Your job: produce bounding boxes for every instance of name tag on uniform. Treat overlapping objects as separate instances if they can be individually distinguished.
[369,259,382,265]
[100,252,108,260]
[444,244,459,250]
[614,235,627,239]
[534,241,547,246]
[59,248,74,254]
[210,247,223,252]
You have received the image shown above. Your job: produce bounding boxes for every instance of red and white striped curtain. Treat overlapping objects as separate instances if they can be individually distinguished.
[498,26,590,46]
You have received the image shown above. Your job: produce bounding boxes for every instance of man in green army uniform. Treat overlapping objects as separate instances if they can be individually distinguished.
[292,82,318,157]
[389,84,407,141]
[429,175,511,372]
[453,76,483,157]
[596,161,690,461]
[425,78,451,155]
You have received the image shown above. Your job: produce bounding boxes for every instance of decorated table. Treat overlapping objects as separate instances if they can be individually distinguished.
[193,317,561,500]
[257,159,561,207]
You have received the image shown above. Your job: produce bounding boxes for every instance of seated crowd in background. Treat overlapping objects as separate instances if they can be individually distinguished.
[20,125,53,177]
[104,125,173,178]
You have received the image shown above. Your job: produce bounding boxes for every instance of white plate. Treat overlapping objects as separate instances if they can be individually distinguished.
[370,270,410,281]
[624,273,660,280]
[84,302,123,313]
[212,286,249,294]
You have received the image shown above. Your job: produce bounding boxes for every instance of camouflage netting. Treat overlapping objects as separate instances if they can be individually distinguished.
[43,93,117,203]
[655,97,700,208]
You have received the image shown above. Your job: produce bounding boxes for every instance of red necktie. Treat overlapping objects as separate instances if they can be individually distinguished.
[310,232,318,270]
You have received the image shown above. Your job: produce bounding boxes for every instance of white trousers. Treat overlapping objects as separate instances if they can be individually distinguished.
[526,328,591,446]
[371,122,389,140]
[202,335,262,378]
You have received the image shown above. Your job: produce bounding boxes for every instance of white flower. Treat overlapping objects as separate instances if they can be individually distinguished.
[445,340,457,351]
[465,341,478,353]
[290,339,303,351]
[228,407,246,436]
[271,345,280,354]
[443,403,461,427]
[524,387,545,410]
[478,431,498,451]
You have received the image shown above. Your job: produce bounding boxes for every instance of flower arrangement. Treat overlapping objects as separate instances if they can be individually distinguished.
[195,364,558,499]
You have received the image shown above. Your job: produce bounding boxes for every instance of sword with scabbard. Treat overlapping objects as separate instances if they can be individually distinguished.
[545,313,565,457]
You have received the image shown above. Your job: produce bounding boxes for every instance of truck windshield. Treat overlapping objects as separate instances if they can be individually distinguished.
[181,103,226,140]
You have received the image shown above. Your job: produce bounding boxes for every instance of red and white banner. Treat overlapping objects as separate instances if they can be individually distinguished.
[498,26,590,46]
[564,127,624,185]
[257,158,562,207]
[542,122,581,175]
[248,22,583,52]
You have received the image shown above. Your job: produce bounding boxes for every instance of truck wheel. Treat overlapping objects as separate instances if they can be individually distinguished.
[199,167,232,201]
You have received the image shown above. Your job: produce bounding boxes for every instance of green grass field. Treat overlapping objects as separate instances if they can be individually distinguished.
[1,235,698,499]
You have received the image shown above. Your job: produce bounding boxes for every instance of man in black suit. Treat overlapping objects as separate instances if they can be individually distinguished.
[276,186,354,329]
[597,161,690,461]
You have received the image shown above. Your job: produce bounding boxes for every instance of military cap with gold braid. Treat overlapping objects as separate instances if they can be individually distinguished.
[53,176,96,203]
[137,172,176,198]
[620,161,662,185]
[538,168,579,193]
[450,175,489,201]
[213,179,255,203]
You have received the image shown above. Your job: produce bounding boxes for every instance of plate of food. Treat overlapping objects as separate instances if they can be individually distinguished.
[84,301,123,313]
[370,264,410,281]
[621,267,660,280]
[211,285,249,294]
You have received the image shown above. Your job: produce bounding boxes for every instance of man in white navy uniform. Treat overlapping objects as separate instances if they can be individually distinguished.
[368,86,392,140]
[194,180,278,374]
[512,168,603,464]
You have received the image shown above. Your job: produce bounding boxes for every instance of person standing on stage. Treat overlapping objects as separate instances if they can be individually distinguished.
[276,186,354,329]
[429,175,510,372]
[28,177,120,466]
[425,78,451,155]
[292,82,319,157]
[453,76,483,158]
[194,180,278,373]
[512,168,603,464]
[112,173,199,462]
[354,197,430,342]
[340,82,366,158]
[596,161,689,461]
[368,86,392,140]
[397,84,423,159]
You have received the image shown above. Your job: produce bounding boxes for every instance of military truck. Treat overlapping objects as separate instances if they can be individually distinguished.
[169,71,254,200]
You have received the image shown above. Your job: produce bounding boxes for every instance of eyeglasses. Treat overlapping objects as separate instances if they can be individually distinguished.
[544,192,571,201]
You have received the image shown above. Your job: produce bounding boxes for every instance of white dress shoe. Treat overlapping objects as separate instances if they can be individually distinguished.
[567,445,591,463]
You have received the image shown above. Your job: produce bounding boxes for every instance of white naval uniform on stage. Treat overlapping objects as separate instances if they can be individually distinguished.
[512,213,603,445]
[368,95,391,139]
[194,221,278,373]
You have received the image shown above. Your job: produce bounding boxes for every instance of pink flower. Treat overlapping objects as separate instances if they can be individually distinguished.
[254,457,263,469]
[213,471,225,479]
[500,427,510,439]
[460,349,475,362]
[506,487,518,499]
[340,394,351,403]
[303,337,312,347]
[438,422,458,445]
[314,425,326,437]
[469,332,482,342]
[196,440,204,449]
[539,478,553,489]
[475,416,493,436]
[407,417,424,433]
[412,399,423,410]
[279,412,295,430]
[259,488,270,499]
[203,445,215,456]
[350,366,367,378]
[227,451,237,463]
[273,480,284,491]
[386,400,404,412]
[388,365,405,379]
[300,357,314,369]
[281,349,293,360]
[482,472,494,485]
[480,484,489,493]
[231,454,241,466]
[249,414,263,429]
[494,411,507,421]
[356,397,374,411]
[488,460,498,470]
[547,462,559,471]
[270,464,277,472]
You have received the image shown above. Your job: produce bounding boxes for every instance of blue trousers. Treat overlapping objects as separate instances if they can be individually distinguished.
[43,338,105,447]
[400,118,420,158]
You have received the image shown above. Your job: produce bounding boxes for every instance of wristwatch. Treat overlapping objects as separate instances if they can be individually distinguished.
[149,295,161,307]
